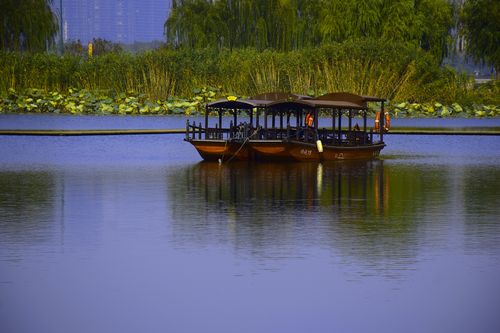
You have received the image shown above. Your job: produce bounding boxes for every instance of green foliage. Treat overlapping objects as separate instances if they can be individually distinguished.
[0,41,454,101]
[89,38,124,56]
[0,0,58,52]
[166,0,453,63]
[389,101,499,118]
[1,86,497,118]
[0,40,498,112]
[0,87,218,115]
[460,0,500,75]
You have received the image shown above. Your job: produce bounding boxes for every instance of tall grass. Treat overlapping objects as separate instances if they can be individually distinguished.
[0,40,497,105]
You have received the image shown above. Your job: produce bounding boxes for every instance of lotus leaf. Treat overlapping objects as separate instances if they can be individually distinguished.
[440,106,450,117]
[451,103,463,113]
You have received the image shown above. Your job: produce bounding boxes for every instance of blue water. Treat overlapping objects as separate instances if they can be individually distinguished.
[1,113,499,130]
[0,115,499,333]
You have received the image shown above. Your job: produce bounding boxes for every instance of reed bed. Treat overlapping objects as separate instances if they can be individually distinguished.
[0,40,498,107]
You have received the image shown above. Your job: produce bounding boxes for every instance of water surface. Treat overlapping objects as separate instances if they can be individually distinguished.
[1,115,499,333]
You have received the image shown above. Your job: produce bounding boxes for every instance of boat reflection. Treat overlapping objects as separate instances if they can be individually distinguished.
[173,160,390,217]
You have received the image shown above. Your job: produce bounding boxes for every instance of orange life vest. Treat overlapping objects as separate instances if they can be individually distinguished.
[374,111,381,130]
[305,112,314,127]
[384,111,390,131]
[375,111,391,132]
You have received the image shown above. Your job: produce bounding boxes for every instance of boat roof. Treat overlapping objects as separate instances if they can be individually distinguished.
[268,92,379,110]
[362,95,386,102]
[268,99,367,110]
[207,92,384,110]
[251,92,312,101]
[315,92,385,105]
[207,92,312,109]
[206,98,269,109]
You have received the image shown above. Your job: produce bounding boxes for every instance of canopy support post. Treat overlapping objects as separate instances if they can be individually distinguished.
[380,101,385,142]
[332,109,336,144]
[205,105,209,139]
[338,110,342,145]
[363,109,367,144]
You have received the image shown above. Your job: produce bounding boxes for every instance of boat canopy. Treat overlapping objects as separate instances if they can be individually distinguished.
[314,92,366,107]
[266,99,315,109]
[251,92,312,101]
[206,92,384,111]
[268,92,374,110]
[206,92,314,110]
[206,99,268,109]
[362,95,386,103]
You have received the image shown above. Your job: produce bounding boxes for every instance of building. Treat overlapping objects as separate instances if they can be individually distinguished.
[53,0,171,44]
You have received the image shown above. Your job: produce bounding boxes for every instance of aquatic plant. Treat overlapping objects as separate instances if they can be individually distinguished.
[0,87,219,116]
[389,101,499,118]
[0,87,497,118]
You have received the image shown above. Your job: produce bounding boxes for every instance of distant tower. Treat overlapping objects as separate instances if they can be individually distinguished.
[56,0,171,44]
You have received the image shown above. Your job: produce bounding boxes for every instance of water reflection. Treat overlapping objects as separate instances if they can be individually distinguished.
[1,160,498,274]
[173,160,388,212]
[168,161,454,274]
[462,166,500,254]
[0,171,56,246]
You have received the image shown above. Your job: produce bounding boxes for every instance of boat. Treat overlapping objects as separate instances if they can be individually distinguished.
[185,92,388,162]
[185,92,309,162]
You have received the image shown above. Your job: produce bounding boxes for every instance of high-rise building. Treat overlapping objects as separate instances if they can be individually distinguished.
[54,0,171,44]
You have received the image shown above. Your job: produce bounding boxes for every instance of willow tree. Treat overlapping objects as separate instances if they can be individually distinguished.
[164,0,453,62]
[415,0,454,61]
[166,0,323,50]
[0,0,58,52]
[461,0,500,77]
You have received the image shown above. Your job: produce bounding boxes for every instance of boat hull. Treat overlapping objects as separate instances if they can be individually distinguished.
[248,140,294,161]
[187,139,250,161]
[187,139,385,162]
[287,140,385,161]
[249,140,385,162]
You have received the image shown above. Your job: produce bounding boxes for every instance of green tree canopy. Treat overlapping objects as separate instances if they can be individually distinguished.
[0,0,58,52]
[165,0,453,62]
[461,0,500,76]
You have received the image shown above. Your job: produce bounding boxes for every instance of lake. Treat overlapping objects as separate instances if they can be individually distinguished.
[1,114,500,333]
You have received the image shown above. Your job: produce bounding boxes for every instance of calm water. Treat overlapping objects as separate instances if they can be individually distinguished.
[1,115,500,333]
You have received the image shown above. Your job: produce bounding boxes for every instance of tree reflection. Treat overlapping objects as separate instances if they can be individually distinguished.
[0,171,56,244]
[168,161,449,273]
[462,166,500,254]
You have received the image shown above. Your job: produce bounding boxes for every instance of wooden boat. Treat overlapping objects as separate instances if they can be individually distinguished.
[185,93,308,162]
[185,92,388,162]
[249,93,387,161]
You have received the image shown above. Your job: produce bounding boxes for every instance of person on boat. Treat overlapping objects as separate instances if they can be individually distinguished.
[305,112,314,127]
[352,123,364,144]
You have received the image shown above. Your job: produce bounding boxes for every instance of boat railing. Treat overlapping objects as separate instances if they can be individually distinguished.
[187,120,376,145]
[257,127,290,140]
[316,128,374,146]
[186,120,255,141]
[186,121,225,140]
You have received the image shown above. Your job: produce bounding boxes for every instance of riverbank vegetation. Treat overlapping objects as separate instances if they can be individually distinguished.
[0,0,498,117]
[0,41,498,116]
[1,85,498,118]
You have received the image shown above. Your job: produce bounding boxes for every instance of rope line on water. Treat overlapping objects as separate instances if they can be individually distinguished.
[222,128,260,164]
